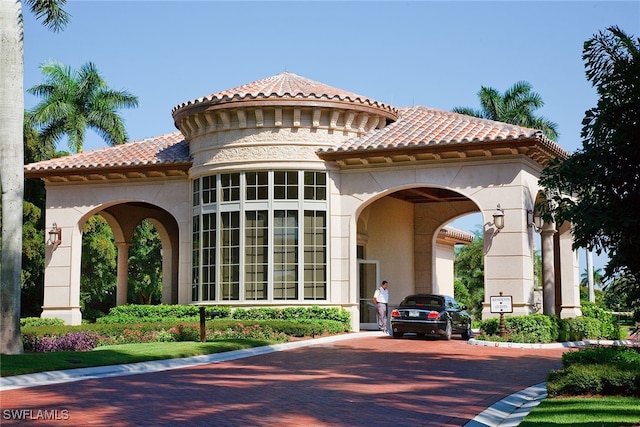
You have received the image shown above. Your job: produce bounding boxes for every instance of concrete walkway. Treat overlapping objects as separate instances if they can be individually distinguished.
[1,332,572,426]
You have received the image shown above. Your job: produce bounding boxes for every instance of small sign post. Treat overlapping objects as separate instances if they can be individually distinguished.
[490,292,513,337]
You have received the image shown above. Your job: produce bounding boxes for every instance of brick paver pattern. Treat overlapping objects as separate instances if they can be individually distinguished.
[0,335,567,426]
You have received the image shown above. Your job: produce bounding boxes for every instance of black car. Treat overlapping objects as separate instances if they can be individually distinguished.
[390,294,472,340]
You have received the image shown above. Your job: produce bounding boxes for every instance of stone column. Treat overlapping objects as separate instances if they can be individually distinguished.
[541,222,557,315]
[558,222,582,318]
[115,242,130,306]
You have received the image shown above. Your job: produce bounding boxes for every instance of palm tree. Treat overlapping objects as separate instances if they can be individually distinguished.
[452,81,559,140]
[28,61,139,153]
[0,0,69,355]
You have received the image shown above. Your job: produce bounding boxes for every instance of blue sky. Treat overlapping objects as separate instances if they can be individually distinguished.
[22,0,639,272]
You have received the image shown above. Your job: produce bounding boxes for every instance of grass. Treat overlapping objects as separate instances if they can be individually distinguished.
[0,339,274,377]
[520,396,640,426]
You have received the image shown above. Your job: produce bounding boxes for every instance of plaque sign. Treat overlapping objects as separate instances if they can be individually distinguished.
[490,295,513,313]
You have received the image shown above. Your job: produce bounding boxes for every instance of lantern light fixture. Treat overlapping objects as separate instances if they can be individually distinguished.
[528,210,543,233]
[48,223,62,249]
[492,204,505,230]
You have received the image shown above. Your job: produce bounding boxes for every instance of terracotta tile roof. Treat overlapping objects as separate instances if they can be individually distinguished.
[171,71,397,117]
[321,106,561,154]
[439,226,475,244]
[25,74,569,177]
[24,132,189,176]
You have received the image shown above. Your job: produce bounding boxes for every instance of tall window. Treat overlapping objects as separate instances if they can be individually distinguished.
[273,210,298,299]
[202,213,216,300]
[191,170,327,303]
[220,211,240,300]
[245,211,268,299]
[191,216,200,301]
[304,211,326,299]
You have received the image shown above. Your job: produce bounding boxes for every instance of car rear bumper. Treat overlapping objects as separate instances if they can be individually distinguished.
[390,319,447,336]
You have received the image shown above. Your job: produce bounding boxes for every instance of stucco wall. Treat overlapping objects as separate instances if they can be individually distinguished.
[363,196,415,306]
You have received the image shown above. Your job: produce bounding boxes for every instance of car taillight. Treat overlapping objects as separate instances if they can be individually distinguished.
[391,309,400,317]
[427,311,440,319]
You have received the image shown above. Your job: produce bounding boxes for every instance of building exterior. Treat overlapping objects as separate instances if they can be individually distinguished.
[25,72,581,329]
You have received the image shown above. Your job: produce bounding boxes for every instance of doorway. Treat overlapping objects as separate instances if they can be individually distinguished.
[358,260,380,330]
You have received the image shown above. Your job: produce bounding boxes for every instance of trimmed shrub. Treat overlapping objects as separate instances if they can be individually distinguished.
[231,306,351,327]
[547,346,640,397]
[561,346,640,368]
[20,317,65,327]
[557,303,623,341]
[97,304,231,324]
[477,314,558,343]
[21,317,347,352]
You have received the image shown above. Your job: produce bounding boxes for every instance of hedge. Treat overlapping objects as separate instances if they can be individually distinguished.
[477,303,625,343]
[96,304,232,324]
[96,304,351,328]
[477,314,558,343]
[21,317,349,353]
[547,346,640,397]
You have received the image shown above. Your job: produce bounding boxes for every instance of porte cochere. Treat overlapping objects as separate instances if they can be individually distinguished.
[25,72,581,329]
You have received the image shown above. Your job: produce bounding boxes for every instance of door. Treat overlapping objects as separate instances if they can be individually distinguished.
[358,260,380,330]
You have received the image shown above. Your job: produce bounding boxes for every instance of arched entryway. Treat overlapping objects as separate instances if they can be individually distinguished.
[41,201,181,324]
[99,202,179,306]
[355,186,478,329]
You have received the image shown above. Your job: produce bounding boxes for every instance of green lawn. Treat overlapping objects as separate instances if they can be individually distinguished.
[521,396,640,426]
[0,339,274,377]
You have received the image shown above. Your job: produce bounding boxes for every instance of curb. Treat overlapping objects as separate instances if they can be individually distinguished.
[464,383,547,427]
[468,338,635,349]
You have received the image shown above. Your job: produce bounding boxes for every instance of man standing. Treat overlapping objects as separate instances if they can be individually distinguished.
[373,281,389,333]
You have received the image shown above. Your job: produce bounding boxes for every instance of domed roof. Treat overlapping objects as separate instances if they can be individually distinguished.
[171,71,398,124]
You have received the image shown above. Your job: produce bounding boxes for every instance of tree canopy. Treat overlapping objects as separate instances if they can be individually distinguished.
[539,26,640,319]
[452,81,559,141]
[28,61,138,153]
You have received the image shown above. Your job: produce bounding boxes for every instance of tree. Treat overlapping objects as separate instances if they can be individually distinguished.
[1,0,69,355]
[81,215,117,321]
[539,26,640,320]
[452,81,559,140]
[28,61,139,153]
[454,229,484,319]
[128,220,162,305]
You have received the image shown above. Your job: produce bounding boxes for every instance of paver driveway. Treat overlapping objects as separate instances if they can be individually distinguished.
[0,334,566,426]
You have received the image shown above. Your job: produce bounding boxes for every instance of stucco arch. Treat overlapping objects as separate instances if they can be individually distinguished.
[332,159,561,326]
[41,183,188,324]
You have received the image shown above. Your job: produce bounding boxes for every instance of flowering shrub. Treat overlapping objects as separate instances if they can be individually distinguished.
[21,317,343,352]
[27,332,100,352]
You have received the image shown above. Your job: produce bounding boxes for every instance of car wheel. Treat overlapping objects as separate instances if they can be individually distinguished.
[392,331,403,339]
[462,323,472,340]
[443,320,452,340]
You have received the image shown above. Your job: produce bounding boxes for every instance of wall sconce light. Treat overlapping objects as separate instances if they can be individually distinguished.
[528,210,543,233]
[492,204,505,230]
[48,223,62,249]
